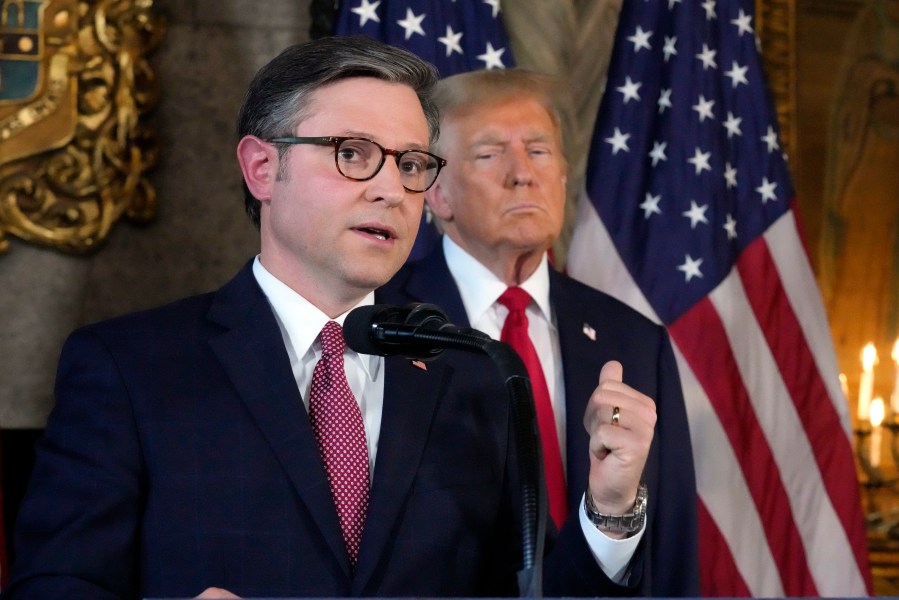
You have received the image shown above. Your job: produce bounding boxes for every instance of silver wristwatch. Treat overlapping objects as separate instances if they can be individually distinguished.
[583,482,648,534]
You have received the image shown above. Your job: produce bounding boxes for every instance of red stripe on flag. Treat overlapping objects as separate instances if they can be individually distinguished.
[697,496,751,596]
[737,236,873,592]
[669,297,819,596]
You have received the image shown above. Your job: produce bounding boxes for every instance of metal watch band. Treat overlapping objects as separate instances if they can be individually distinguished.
[583,481,648,534]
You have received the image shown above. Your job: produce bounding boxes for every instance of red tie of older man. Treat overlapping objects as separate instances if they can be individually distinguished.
[498,287,568,528]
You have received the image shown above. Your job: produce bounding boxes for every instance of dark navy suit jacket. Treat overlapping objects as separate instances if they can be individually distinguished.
[6,261,635,600]
[379,243,701,596]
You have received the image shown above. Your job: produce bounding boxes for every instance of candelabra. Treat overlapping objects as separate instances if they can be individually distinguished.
[857,415,899,596]
[848,340,899,595]
[856,414,899,536]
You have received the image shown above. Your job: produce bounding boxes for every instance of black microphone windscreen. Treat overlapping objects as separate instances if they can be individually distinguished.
[343,304,389,355]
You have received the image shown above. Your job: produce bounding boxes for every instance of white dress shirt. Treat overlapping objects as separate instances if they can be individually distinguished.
[253,257,384,478]
[443,236,643,582]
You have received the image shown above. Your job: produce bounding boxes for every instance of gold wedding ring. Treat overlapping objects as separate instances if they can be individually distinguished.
[611,406,621,426]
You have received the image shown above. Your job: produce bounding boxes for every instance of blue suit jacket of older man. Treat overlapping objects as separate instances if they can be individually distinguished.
[6,261,646,600]
[378,243,701,597]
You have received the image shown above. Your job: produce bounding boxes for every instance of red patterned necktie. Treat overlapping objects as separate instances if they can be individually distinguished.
[498,287,568,528]
[308,320,370,566]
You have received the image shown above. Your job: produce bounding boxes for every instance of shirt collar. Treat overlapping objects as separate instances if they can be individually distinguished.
[442,236,553,323]
[251,256,379,379]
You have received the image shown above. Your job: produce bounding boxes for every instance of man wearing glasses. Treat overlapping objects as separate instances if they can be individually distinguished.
[7,37,640,599]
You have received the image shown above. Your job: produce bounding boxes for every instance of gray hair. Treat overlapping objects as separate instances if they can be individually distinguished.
[429,68,564,157]
[237,35,440,227]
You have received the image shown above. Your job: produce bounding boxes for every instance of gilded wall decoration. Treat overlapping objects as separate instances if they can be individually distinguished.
[0,0,164,254]
[756,0,797,163]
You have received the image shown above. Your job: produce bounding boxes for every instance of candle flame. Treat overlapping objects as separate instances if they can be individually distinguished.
[871,397,885,427]
[862,343,878,370]
[839,372,848,396]
[893,338,899,364]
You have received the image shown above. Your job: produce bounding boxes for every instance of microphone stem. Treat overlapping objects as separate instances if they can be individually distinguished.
[482,340,546,598]
[367,326,547,596]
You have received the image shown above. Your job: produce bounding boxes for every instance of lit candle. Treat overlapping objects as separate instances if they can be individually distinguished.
[839,373,849,400]
[871,397,885,467]
[858,343,877,422]
[892,339,899,415]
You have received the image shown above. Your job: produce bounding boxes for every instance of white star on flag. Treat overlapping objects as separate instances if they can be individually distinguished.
[731,9,754,36]
[639,193,663,218]
[723,111,743,138]
[756,176,778,203]
[477,41,506,69]
[695,43,718,70]
[605,127,631,154]
[351,0,381,26]
[617,76,642,104]
[648,141,668,166]
[723,213,738,239]
[692,95,715,122]
[397,7,426,39]
[627,26,653,52]
[676,254,703,281]
[724,161,738,188]
[724,61,749,87]
[687,147,712,175]
[438,25,464,56]
[761,126,780,152]
[657,88,673,113]
[682,200,710,228]
[663,36,678,62]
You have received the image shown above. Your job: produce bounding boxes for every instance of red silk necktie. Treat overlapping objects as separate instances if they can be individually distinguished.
[498,287,568,528]
[308,320,370,566]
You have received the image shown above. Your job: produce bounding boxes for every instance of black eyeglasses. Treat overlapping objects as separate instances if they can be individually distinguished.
[266,136,447,193]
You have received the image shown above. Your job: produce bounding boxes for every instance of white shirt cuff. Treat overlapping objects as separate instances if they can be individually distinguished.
[578,494,645,584]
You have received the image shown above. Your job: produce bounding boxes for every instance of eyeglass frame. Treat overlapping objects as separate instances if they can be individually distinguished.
[266,135,447,193]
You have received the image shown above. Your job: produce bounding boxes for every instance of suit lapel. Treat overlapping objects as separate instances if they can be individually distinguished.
[206,264,351,577]
[549,271,610,508]
[353,355,447,593]
[400,244,471,327]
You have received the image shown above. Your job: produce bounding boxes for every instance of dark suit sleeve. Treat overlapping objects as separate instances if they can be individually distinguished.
[5,329,143,599]
[542,518,642,597]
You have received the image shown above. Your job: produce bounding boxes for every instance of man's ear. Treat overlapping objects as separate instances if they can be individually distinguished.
[237,135,277,202]
[425,182,454,222]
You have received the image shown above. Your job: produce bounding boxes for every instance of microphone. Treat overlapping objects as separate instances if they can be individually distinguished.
[344,302,545,596]
[344,303,489,360]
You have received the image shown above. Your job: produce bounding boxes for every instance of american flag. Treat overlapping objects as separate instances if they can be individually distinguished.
[333,0,514,261]
[567,0,871,595]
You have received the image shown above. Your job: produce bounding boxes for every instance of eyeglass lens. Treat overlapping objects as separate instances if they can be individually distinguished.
[336,139,440,192]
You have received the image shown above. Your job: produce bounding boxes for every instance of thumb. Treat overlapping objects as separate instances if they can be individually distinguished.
[599,360,623,386]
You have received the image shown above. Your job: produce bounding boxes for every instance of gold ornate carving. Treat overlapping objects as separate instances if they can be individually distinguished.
[756,0,797,163]
[0,0,164,254]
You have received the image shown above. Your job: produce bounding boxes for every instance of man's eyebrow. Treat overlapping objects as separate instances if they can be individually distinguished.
[469,132,555,148]
[469,135,507,148]
[338,130,429,151]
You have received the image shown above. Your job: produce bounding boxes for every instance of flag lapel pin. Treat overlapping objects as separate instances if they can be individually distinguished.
[411,360,427,371]
[582,323,597,341]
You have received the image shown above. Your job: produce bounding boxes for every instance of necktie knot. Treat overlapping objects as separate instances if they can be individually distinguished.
[498,286,532,313]
[319,320,346,357]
